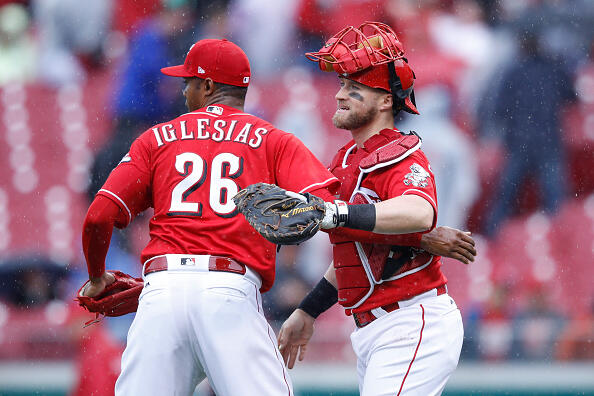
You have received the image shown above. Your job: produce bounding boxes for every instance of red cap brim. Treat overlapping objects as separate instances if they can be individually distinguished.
[161,65,194,77]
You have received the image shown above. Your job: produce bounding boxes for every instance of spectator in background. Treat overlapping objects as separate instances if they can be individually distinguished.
[67,303,124,396]
[32,0,113,86]
[296,0,388,44]
[483,32,575,236]
[427,0,504,115]
[88,2,197,200]
[295,0,389,67]
[0,3,36,86]
[275,66,328,160]
[556,298,594,361]
[262,245,310,327]
[462,282,514,361]
[229,0,297,74]
[0,255,68,307]
[513,0,594,72]
[398,85,479,229]
[510,281,565,361]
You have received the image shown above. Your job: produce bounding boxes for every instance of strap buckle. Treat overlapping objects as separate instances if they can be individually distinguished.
[353,312,371,328]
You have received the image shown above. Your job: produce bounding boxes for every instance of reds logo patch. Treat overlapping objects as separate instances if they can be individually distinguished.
[403,163,430,188]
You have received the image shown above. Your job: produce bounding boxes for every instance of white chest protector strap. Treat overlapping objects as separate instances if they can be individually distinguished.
[349,133,421,202]
[342,133,422,310]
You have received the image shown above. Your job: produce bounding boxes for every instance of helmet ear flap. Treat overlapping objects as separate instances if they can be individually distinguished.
[388,60,419,115]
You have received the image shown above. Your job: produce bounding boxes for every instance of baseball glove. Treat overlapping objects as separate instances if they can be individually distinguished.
[76,270,143,321]
[233,183,326,245]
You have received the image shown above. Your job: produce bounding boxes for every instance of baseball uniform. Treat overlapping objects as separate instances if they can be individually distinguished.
[328,128,463,396]
[87,103,339,395]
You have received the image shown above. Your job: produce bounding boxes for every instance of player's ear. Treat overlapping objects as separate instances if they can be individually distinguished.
[378,92,393,112]
[203,78,216,96]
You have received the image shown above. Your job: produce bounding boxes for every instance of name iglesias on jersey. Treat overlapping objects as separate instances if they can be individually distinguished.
[151,118,269,149]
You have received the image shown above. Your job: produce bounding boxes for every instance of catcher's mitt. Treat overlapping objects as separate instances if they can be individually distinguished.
[233,183,326,245]
[76,270,143,324]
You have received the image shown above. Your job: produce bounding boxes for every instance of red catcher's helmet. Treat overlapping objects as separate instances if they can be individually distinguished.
[306,21,418,115]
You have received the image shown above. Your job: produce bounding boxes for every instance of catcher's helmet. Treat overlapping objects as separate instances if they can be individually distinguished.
[306,21,418,115]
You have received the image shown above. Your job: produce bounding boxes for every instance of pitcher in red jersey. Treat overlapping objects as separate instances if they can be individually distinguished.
[80,38,340,396]
[278,22,470,395]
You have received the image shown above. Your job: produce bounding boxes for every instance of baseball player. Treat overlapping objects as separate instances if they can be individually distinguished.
[80,38,341,395]
[278,22,466,395]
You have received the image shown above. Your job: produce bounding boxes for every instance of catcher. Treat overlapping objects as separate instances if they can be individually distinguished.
[236,22,471,396]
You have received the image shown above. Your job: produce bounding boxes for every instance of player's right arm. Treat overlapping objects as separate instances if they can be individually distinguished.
[307,191,476,264]
[278,265,337,368]
[81,196,125,295]
[82,134,152,291]
[327,224,476,264]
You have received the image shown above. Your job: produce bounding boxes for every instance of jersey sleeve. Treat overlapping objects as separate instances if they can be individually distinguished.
[96,134,152,227]
[373,150,438,227]
[270,132,339,195]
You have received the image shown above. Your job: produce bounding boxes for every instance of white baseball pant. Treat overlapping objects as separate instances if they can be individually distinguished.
[350,290,464,396]
[114,255,293,396]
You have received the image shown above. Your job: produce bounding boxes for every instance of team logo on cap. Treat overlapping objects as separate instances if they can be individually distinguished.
[197,66,206,74]
[243,77,250,83]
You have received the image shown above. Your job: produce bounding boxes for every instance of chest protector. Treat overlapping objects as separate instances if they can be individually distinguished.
[330,133,433,310]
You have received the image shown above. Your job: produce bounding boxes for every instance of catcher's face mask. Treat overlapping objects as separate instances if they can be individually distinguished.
[306,21,418,115]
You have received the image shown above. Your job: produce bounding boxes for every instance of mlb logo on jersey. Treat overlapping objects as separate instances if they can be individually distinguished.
[181,258,196,266]
[206,105,224,115]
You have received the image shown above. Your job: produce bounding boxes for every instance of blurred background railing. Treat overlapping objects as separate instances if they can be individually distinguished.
[0,0,593,395]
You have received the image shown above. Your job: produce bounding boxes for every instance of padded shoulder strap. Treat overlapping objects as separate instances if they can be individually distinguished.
[359,133,421,173]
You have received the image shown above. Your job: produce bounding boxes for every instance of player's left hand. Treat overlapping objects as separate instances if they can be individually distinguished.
[81,271,116,297]
[277,309,315,369]
[233,183,326,245]
[76,270,144,320]
[420,226,476,264]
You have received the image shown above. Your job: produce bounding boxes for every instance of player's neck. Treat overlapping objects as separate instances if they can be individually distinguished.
[203,95,245,112]
[351,116,394,148]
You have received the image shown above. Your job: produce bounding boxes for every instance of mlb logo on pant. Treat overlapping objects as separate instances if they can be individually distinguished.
[181,258,196,266]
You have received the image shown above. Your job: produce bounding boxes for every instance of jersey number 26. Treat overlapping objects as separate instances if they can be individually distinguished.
[167,152,243,218]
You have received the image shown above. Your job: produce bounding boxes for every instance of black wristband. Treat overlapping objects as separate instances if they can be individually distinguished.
[298,277,338,319]
[344,204,376,231]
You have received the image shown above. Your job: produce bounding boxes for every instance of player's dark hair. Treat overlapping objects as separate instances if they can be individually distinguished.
[213,82,248,101]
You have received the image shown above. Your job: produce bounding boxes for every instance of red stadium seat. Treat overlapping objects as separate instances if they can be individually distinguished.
[0,74,112,263]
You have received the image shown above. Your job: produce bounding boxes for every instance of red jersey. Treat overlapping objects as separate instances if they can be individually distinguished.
[98,104,339,292]
[328,128,447,313]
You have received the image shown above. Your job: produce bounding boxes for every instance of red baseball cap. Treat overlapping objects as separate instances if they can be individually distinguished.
[161,39,251,87]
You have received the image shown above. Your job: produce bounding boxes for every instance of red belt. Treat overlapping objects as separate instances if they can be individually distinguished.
[143,256,246,276]
[353,285,447,328]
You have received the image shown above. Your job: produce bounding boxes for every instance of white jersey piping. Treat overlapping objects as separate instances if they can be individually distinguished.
[99,189,132,224]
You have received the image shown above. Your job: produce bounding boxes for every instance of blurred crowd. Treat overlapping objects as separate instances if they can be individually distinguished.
[1,0,594,393]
